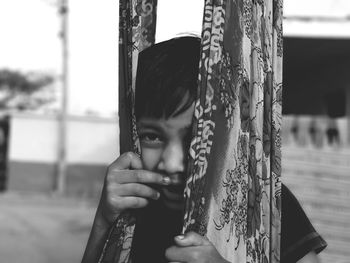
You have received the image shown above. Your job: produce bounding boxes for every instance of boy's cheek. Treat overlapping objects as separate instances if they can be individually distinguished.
[140,148,162,171]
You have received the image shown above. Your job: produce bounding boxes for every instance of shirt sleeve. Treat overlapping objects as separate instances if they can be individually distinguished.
[281,184,327,263]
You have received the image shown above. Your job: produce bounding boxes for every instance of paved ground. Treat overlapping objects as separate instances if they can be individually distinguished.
[0,192,97,263]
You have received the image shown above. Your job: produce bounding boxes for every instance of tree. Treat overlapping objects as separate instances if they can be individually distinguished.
[0,69,56,111]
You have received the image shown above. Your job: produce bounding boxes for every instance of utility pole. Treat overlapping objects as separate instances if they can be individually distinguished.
[56,0,68,194]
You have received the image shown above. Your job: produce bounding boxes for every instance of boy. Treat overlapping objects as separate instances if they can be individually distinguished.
[82,37,326,263]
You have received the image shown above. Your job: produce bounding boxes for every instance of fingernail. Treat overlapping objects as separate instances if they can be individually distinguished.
[171,178,181,185]
[176,235,185,240]
[162,176,171,185]
[156,192,160,199]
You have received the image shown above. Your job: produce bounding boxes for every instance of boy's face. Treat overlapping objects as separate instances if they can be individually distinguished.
[137,103,194,211]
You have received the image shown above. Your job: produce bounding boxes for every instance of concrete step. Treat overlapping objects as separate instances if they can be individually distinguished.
[320,238,350,256]
[283,175,350,197]
[283,160,350,179]
[321,252,349,263]
[301,204,350,227]
[312,222,350,243]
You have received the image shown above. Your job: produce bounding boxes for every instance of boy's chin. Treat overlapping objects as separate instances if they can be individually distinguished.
[160,188,184,211]
[161,198,184,211]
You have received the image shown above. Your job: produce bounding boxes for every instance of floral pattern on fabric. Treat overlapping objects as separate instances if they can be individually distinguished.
[183,0,225,235]
[100,0,282,262]
[98,213,136,263]
[99,1,158,263]
[183,0,282,262]
[214,134,248,248]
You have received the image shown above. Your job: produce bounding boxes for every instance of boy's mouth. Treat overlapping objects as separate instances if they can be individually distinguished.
[162,185,184,201]
[160,184,184,210]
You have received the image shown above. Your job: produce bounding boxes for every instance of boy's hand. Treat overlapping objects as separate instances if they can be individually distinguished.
[96,152,171,226]
[165,231,230,263]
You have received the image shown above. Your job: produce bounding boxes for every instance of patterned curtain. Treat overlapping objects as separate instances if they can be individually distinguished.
[99,0,283,262]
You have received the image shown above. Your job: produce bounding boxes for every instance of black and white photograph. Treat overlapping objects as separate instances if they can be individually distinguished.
[0,0,349,262]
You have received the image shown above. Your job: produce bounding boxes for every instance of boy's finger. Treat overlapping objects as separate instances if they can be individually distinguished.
[109,152,142,170]
[165,246,194,262]
[174,231,211,247]
[117,183,160,200]
[115,196,149,210]
[109,170,171,185]
[165,246,186,262]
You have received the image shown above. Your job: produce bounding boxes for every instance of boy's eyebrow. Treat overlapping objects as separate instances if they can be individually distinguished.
[137,119,193,133]
[137,121,163,132]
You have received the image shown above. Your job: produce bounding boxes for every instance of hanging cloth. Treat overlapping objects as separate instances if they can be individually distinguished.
[99,0,283,262]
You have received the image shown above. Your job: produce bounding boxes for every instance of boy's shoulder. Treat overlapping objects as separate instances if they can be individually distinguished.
[281,184,327,263]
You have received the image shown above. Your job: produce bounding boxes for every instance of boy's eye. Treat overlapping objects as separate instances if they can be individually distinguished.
[141,133,161,142]
[139,132,164,146]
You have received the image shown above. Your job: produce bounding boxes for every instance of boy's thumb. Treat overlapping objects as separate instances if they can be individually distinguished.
[174,231,210,247]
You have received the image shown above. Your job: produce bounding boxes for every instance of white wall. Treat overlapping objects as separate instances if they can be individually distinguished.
[284,0,350,17]
[8,113,119,164]
[9,114,59,163]
[67,116,119,164]
[284,0,350,38]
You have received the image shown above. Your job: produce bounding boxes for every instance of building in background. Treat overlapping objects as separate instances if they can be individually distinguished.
[282,1,350,262]
[6,113,118,198]
[283,0,350,148]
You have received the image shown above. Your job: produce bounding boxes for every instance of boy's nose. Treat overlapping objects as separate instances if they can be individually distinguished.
[157,141,185,176]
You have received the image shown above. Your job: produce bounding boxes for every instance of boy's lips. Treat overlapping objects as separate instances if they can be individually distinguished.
[161,186,184,210]
[162,186,184,201]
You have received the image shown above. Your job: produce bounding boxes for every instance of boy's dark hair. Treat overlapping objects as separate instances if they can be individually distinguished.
[135,36,200,120]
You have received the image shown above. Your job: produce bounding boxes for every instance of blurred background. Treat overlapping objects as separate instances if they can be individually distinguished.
[0,0,349,262]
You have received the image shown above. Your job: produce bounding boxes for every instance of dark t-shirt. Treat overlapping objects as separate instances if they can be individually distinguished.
[131,184,327,263]
[281,184,327,262]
